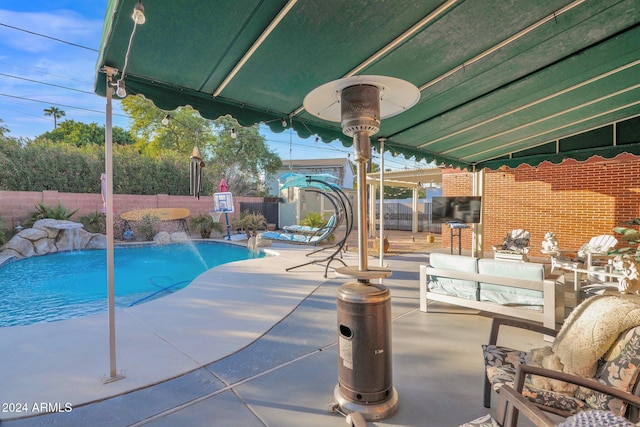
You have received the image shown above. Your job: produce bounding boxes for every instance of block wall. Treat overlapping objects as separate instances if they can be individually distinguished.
[442,154,640,257]
[0,191,262,230]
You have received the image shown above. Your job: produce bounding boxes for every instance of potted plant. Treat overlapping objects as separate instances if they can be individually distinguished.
[612,218,640,261]
[190,213,223,238]
[244,212,267,237]
[373,231,390,253]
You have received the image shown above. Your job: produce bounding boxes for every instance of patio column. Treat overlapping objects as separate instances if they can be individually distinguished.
[473,169,485,258]
[412,187,419,233]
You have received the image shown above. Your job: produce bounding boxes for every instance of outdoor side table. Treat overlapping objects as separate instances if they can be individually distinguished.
[447,222,469,255]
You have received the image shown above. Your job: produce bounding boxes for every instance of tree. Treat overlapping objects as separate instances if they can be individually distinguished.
[43,107,66,129]
[37,120,134,146]
[120,95,282,195]
[121,97,214,156]
[208,115,282,195]
[0,118,9,137]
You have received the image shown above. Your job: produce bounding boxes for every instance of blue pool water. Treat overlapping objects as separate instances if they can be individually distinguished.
[0,242,263,327]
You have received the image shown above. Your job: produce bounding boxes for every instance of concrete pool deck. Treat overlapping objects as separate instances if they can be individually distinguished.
[0,239,546,426]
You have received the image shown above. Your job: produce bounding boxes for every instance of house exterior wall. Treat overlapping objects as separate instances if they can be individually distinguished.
[442,153,640,258]
[266,159,354,196]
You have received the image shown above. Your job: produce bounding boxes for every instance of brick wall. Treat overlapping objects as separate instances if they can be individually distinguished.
[0,190,262,230]
[442,153,640,257]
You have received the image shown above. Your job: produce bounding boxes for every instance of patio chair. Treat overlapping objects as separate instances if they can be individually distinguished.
[462,366,640,426]
[550,234,618,273]
[492,229,530,261]
[482,294,640,423]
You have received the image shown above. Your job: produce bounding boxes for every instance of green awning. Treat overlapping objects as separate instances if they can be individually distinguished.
[95,0,640,170]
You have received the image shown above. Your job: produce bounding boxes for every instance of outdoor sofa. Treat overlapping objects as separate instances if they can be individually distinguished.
[419,253,565,331]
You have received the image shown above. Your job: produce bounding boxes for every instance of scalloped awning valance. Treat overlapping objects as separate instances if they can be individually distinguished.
[95,0,640,170]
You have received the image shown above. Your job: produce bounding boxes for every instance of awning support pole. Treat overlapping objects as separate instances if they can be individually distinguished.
[103,67,125,384]
[379,138,385,280]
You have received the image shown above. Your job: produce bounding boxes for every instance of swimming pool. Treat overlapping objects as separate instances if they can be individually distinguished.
[0,242,263,327]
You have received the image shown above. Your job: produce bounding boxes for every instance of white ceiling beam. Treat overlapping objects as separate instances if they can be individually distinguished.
[213,0,298,97]
[290,0,459,117]
[418,59,640,150]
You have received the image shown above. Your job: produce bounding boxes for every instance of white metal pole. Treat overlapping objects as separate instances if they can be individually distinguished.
[103,69,122,383]
[379,139,385,273]
[369,184,376,239]
[412,187,419,233]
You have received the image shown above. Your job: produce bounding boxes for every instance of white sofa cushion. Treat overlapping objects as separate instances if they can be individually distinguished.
[428,253,479,300]
[477,259,545,307]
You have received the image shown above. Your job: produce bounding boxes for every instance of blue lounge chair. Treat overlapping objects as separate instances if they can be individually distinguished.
[282,214,336,235]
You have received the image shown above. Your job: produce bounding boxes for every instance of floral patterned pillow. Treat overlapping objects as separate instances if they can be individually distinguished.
[585,327,640,415]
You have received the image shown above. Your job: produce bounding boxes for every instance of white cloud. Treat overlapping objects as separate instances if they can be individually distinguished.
[0,9,103,53]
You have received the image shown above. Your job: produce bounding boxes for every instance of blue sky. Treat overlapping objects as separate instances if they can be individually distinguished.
[0,1,422,170]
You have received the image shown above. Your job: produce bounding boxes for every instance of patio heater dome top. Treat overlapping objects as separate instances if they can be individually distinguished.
[303,75,420,124]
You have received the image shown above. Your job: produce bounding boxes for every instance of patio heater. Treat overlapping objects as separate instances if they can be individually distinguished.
[304,76,419,421]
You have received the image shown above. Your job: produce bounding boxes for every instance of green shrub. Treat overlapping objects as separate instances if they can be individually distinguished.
[0,138,213,195]
[78,211,106,234]
[26,202,78,227]
[300,212,327,228]
[300,212,335,243]
[136,213,160,241]
[0,216,6,246]
[232,210,266,237]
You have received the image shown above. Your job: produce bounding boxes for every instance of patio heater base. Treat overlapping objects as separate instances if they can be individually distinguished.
[333,277,396,421]
[332,384,399,422]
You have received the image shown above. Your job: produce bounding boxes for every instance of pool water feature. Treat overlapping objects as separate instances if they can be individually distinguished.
[0,242,263,327]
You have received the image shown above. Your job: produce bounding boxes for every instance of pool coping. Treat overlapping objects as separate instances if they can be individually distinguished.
[0,242,332,420]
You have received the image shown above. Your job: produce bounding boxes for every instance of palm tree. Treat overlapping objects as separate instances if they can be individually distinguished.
[43,106,66,129]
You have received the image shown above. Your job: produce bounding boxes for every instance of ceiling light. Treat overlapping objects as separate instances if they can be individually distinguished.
[115,79,127,98]
[132,1,145,25]
[161,114,170,125]
[230,128,237,139]
[281,118,287,127]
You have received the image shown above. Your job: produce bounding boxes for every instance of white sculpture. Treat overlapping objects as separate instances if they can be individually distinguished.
[541,232,559,253]
[612,255,640,295]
